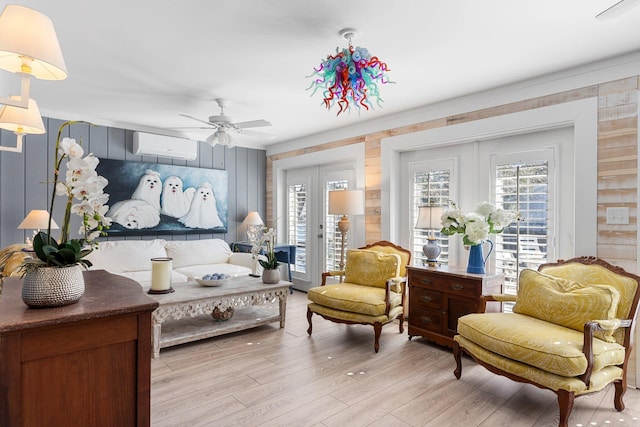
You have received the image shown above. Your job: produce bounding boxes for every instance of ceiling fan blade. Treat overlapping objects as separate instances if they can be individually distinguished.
[173,126,214,130]
[596,0,640,19]
[238,129,277,140]
[234,119,272,129]
[179,113,219,128]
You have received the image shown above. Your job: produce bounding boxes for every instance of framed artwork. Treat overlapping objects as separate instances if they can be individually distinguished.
[96,159,228,235]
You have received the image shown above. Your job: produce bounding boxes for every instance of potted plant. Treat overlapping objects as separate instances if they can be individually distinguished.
[21,121,111,307]
[254,226,280,284]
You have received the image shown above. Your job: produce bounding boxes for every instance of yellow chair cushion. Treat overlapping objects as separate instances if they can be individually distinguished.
[457,313,625,377]
[454,335,624,395]
[344,249,400,288]
[307,283,402,316]
[540,262,638,345]
[514,269,620,342]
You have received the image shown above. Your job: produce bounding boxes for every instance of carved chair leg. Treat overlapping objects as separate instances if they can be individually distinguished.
[398,314,404,333]
[306,307,313,336]
[373,322,382,353]
[453,340,462,379]
[556,389,575,427]
[614,379,626,411]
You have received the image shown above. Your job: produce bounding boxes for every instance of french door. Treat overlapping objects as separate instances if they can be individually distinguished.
[285,163,357,291]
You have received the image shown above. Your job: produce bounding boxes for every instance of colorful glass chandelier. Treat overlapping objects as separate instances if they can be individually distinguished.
[307,28,393,116]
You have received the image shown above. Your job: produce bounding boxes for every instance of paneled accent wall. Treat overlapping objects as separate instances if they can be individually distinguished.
[0,118,266,248]
[267,78,639,272]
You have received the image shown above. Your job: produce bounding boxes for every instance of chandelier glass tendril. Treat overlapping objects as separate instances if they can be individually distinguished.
[307,28,393,116]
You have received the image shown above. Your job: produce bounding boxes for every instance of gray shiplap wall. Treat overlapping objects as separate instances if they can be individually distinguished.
[0,118,266,248]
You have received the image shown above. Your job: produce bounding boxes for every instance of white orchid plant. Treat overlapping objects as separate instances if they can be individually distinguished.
[27,121,112,270]
[440,201,518,245]
[250,225,280,270]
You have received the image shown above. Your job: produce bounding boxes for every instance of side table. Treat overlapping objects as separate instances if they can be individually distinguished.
[231,241,296,281]
[407,265,503,348]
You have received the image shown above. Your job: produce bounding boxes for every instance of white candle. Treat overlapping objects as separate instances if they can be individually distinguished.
[150,257,172,291]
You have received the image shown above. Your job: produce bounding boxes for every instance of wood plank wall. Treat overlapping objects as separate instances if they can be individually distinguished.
[0,118,266,248]
[267,77,639,272]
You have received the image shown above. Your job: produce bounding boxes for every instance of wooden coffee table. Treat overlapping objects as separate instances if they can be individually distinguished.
[147,275,289,358]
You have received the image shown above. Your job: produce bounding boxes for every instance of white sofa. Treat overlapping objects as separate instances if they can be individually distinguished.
[85,238,255,287]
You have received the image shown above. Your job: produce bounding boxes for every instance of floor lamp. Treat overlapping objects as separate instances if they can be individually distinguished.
[415,205,444,266]
[328,189,364,282]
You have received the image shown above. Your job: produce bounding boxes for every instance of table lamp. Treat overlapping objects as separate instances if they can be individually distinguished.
[18,209,59,245]
[415,205,444,266]
[243,211,264,277]
[328,189,364,281]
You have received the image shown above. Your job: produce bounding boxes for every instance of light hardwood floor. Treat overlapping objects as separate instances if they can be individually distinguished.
[151,290,640,426]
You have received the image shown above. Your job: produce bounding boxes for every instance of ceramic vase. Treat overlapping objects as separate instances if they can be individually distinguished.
[467,240,494,274]
[22,264,85,308]
[262,268,280,284]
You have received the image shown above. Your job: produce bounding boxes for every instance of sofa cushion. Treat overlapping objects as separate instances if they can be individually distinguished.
[514,269,620,342]
[344,249,400,288]
[307,283,402,316]
[457,312,626,377]
[117,270,189,286]
[165,239,231,267]
[86,239,167,273]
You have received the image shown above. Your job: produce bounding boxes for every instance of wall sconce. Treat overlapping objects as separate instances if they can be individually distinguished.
[328,189,364,281]
[0,4,67,152]
[415,205,445,266]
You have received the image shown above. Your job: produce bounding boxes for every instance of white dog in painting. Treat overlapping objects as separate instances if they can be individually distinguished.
[131,169,162,212]
[179,182,224,229]
[108,199,161,229]
[160,175,195,218]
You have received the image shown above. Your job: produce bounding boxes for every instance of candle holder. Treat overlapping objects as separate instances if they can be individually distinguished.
[148,257,175,294]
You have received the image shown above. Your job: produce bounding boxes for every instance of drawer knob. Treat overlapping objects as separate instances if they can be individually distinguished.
[451,283,464,291]
[420,278,431,285]
[420,296,433,303]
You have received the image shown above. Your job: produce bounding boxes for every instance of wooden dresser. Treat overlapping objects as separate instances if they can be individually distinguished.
[407,265,503,348]
[0,270,158,427]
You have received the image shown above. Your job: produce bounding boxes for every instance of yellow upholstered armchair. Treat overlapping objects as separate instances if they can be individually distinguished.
[307,240,411,353]
[453,256,640,427]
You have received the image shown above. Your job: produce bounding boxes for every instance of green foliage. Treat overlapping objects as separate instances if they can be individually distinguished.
[32,232,93,268]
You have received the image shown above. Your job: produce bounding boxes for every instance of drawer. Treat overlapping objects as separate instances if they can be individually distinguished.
[412,273,477,298]
[410,286,441,310]
[410,308,442,333]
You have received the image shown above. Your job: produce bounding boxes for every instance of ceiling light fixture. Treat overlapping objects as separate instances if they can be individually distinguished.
[0,5,67,152]
[206,127,233,148]
[307,28,393,116]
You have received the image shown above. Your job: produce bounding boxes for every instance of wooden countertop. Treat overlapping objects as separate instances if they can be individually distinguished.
[0,269,158,333]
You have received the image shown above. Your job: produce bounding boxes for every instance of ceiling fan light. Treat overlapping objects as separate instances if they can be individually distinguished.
[217,128,232,146]
[205,132,218,147]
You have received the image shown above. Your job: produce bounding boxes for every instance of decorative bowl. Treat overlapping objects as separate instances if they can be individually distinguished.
[195,273,231,287]
[211,307,234,321]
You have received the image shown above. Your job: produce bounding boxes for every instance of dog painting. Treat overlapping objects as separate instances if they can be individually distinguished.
[97,159,228,235]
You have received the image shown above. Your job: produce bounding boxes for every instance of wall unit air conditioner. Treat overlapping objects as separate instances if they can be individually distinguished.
[132,132,198,161]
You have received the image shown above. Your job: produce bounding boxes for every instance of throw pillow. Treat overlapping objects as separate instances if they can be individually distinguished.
[344,249,400,288]
[513,269,620,342]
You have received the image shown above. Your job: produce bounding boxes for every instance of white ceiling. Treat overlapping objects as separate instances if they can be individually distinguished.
[8,0,640,149]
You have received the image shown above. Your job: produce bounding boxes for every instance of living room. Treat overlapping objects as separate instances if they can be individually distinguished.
[1,1,640,426]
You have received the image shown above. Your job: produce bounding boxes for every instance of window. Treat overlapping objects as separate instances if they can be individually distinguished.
[412,169,451,266]
[287,182,307,273]
[495,161,549,297]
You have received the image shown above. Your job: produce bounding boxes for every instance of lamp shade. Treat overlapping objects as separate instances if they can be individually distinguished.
[0,96,45,134]
[415,206,445,230]
[18,209,59,230]
[328,189,364,215]
[0,5,67,80]
[243,211,264,226]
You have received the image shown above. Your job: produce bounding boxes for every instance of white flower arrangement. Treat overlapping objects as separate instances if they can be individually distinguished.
[251,226,279,270]
[440,201,517,245]
[27,121,112,269]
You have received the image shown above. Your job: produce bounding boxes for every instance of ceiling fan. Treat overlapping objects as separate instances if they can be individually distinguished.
[179,98,273,147]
